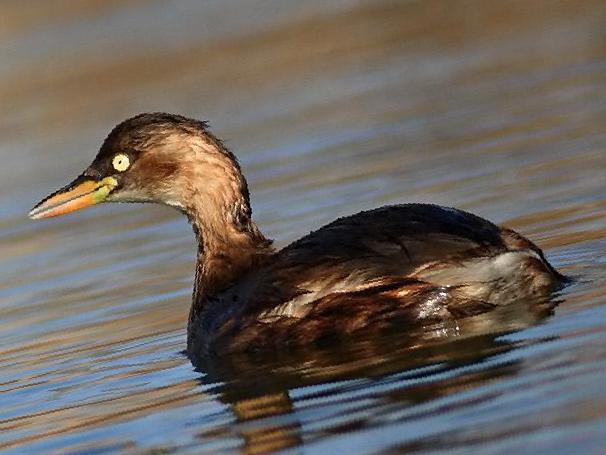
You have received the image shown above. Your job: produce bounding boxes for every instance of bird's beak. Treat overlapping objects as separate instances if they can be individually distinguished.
[29,175,118,220]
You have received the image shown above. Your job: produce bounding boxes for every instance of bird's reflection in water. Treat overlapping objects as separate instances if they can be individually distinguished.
[191,299,560,454]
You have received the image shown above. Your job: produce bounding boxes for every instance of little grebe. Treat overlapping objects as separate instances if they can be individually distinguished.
[30,113,566,355]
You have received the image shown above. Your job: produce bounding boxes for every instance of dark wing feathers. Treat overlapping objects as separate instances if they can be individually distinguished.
[281,204,505,264]
[244,204,509,315]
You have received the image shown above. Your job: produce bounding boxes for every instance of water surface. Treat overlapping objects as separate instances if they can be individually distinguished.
[1,1,606,453]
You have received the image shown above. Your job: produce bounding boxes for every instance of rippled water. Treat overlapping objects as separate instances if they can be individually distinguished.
[1,1,606,453]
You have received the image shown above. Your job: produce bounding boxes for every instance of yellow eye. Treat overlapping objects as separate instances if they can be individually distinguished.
[112,154,130,172]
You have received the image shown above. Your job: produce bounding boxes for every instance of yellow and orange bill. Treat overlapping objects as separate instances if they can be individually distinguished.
[29,176,117,220]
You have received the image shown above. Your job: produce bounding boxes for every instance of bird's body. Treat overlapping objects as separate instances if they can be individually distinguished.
[30,113,566,356]
[188,204,563,354]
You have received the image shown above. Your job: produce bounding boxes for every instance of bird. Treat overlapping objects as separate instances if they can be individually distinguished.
[30,113,567,356]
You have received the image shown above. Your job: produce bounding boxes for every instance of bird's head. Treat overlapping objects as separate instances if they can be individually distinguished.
[29,113,252,229]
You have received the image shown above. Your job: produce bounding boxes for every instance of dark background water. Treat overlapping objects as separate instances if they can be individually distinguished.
[1,1,606,453]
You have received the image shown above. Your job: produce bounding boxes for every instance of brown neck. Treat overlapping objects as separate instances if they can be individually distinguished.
[175,133,273,324]
[189,207,272,303]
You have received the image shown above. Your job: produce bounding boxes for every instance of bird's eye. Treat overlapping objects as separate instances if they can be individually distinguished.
[112,154,130,172]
